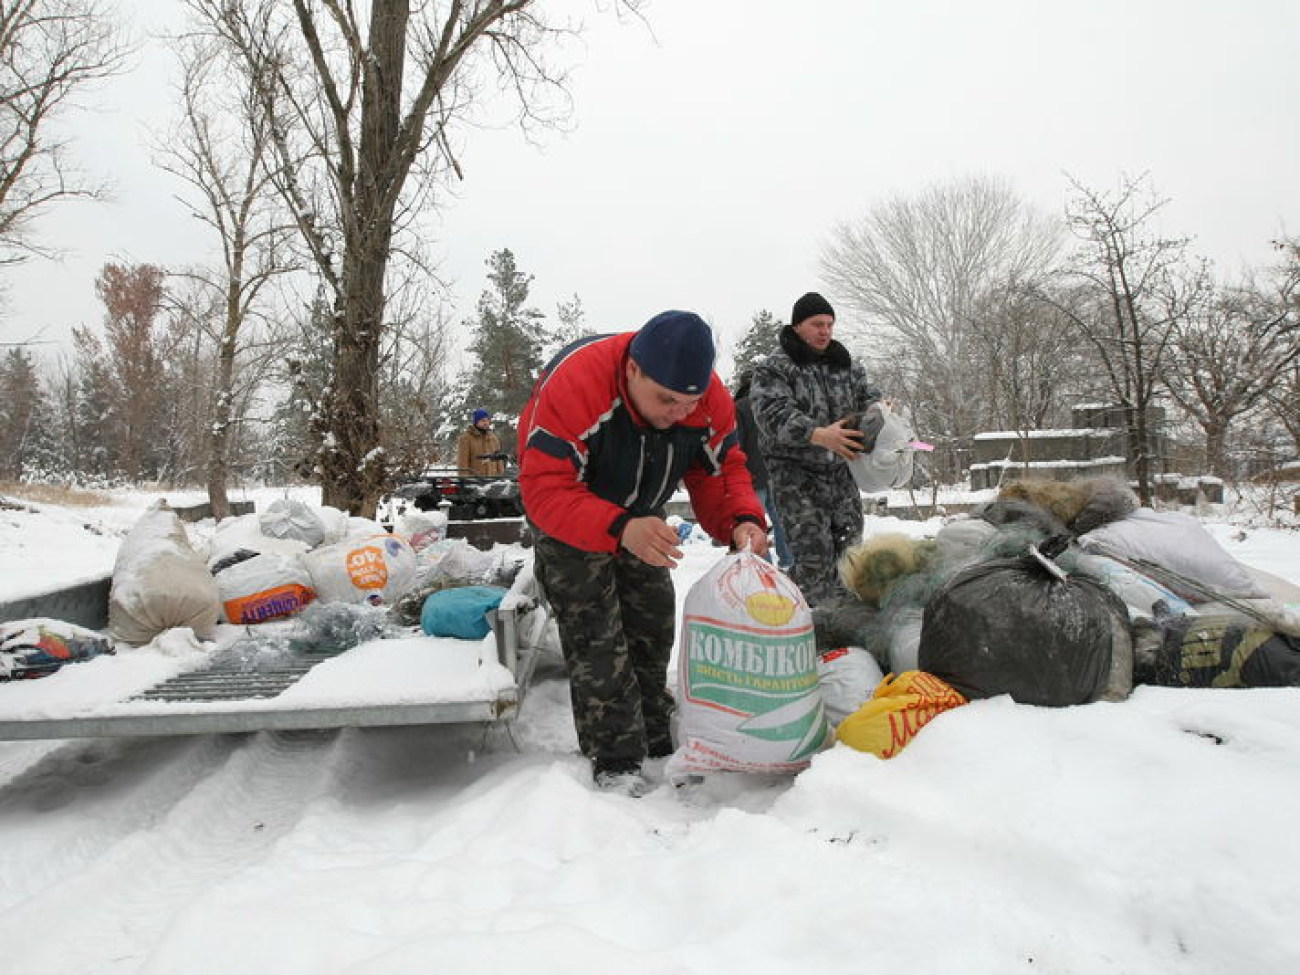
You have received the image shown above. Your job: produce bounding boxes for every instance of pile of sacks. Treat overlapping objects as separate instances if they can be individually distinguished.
[820,475,1300,758]
[103,498,522,651]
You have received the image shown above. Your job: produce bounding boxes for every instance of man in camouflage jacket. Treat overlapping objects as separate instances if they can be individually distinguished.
[750,292,882,606]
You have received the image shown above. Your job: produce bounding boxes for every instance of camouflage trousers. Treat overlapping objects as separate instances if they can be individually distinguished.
[767,458,864,607]
[532,532,677,767]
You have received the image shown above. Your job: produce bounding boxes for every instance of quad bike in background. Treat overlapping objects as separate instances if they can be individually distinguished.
[384,454,524,522]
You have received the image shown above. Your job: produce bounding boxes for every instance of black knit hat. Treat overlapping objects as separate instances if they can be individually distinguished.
[629,310,715,395]
[791,292,835,327]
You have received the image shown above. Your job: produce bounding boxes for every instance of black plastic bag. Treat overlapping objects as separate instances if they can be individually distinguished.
[918,542,1129,706]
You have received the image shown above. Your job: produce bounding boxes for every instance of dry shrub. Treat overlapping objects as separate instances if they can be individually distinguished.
[0,481,116,508]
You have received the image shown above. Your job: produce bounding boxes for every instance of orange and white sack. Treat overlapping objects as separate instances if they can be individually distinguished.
[667,550,832,779]
[303,533,417,606]
[836,670,967,759]
[215,552,316,624]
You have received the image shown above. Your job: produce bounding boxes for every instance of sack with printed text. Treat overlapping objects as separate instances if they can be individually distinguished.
[215,551,316,624]
[666,550,832,779]
[836,670,967,759]
[304,533,417,606]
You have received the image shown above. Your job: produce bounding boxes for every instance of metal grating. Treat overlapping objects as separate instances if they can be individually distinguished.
[131,654,334,703]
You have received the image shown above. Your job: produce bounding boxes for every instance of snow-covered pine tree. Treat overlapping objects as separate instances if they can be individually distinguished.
[459,249,553,457]
[0,348,61,480]
[731,309,782,383]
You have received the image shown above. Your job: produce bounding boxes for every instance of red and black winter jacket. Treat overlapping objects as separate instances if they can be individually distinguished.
[518,332,766,553]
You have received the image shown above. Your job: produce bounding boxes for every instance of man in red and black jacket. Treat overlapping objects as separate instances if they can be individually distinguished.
[519,310,768,795]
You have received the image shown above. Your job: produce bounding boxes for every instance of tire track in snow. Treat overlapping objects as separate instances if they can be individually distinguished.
[0,729,348,973]
[0,734,242,911]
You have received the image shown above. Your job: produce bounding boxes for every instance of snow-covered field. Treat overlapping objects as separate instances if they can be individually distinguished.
[1,483,1299,974]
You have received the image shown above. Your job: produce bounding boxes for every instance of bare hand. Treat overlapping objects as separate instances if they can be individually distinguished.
[620,516,684,568]
[810,419,865,460]
[732,522,770,558]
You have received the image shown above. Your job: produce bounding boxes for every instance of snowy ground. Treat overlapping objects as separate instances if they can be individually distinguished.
[1,484,1299,974]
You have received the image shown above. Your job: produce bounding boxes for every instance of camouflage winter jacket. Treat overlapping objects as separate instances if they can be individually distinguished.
[750,325,882,471]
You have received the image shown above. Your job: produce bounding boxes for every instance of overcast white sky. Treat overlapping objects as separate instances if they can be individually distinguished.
[3,0,1297,365]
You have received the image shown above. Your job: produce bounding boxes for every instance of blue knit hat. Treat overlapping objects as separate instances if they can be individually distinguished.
[472,408,490,424]
[629,311,715,395]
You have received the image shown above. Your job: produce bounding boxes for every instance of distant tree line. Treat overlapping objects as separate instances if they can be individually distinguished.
[0,246,590,493]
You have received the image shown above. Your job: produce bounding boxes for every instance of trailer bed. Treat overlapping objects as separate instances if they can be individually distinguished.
[0,571,553,741]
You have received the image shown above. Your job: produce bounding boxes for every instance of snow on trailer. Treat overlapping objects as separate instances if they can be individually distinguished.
[0,499,556,741]
[0,570,552,740]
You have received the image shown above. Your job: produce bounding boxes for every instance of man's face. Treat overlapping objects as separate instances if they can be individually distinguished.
[626,360,705,430]
[475,417,491,431]
[794,313,835,351]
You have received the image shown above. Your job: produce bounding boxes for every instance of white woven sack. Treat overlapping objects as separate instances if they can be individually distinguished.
[215,552,316,624]
[667,550,832,778]
[304,533,417,606]
[816,646,885,726]
[109,502,220,645]
[1078,508,1266,599]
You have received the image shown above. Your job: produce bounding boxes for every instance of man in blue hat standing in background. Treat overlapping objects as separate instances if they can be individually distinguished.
[457,407,506,476]
[518,310,769,796]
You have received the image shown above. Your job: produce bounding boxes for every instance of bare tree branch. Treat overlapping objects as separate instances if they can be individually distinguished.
[0,0,132,264]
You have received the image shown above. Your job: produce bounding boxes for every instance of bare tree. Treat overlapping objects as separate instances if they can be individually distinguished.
[94,262,168,481]
[1268,362,1300,459]
[378,267,451,474]
[0,0,131,266]
[1257,239,1300,462]
[1038,174,1208,503]
[187,0,641,516]
[158,32,296,517]
[968,284,1099,435]
[821,175,1064,445]
[1163,257,1300,477]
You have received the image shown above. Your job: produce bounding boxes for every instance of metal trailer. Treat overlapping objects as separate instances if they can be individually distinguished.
[0,567,555,742]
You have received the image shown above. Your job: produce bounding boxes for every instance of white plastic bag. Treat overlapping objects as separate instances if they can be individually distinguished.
[887,606,925,674]
[667,551,832,778]
[259,499,327,547]
[816,646,885,726]
[396,510,446,553]
[206,511,311,566]
[846,403,916,493]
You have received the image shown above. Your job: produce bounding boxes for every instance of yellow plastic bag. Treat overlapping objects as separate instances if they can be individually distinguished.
[835,670,967,759]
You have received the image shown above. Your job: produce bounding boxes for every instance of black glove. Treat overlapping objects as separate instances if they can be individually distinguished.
[841,404,885,453]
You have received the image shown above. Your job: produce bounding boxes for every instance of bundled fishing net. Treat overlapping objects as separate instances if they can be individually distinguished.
[218,601,401,670]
